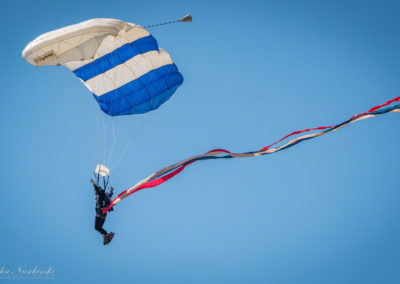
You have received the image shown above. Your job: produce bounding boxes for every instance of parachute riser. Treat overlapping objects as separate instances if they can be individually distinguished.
[93,172,99,186]
[93,172,110,190]
[104,175,110,190]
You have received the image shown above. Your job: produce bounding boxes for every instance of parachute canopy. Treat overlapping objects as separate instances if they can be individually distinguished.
[22,18,184,116]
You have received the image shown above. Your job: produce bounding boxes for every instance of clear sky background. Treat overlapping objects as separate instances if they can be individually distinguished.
[1,0,400,283]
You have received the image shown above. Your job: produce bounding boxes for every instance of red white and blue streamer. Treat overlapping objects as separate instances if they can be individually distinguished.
[102,96,400,213]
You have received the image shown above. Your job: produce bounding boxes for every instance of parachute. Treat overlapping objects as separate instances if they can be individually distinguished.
[23,17,399,216]
[22,17,190,171]
[22,18,184,116]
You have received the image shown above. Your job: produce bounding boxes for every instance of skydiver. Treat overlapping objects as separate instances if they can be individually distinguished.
[90,179,115,245]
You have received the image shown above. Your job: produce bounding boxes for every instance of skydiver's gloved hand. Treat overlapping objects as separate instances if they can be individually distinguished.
[110,186,114,193]
[90,179,96,185]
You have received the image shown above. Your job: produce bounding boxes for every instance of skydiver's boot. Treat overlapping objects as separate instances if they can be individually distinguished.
[103,232,114,245]
[105,232,115,245]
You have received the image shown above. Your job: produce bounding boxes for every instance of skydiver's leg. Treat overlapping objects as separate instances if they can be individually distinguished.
[94,216,108,236]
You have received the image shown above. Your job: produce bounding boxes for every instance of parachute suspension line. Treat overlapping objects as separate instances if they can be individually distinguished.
[106,118,117,168]
[108,115,134,172]
[143,14,192,29]
[105,175,110,189]
[94,107,104,165]
[101,111,111,166]
[108,117,134,173]
[58,68,92,164]
[112,139,133,173]
[103,112,108,164]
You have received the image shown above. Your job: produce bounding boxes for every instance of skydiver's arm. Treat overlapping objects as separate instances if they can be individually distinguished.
[94,184,103,195]
[91,179,101,195]
[108,186,114,198]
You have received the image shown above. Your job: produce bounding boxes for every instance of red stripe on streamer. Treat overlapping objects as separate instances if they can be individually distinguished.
[259,126,332,151]
[368,96,400,112]
[102,149,232,213]
[206,149,231,154]
[351,96,400,119]
[260,96,400,151]
[101,96,400,214]
[102,161,195,214]
[126,162,195,196]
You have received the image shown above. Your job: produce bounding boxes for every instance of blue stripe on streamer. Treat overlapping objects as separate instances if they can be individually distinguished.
[92,64,183,116]
[73,35,158,81]
[101,99,399,212]
[147,104,400,179]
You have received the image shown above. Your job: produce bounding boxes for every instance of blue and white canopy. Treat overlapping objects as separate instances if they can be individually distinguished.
[22,18,183,116]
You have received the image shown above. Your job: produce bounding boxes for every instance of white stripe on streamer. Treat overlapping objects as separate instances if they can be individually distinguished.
[102,99,400,212]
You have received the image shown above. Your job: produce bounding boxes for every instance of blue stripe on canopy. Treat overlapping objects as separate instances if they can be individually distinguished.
[73,35,158,81]
[92,64,183,116]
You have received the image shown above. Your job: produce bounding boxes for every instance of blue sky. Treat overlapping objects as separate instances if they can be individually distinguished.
[1,0,400,283]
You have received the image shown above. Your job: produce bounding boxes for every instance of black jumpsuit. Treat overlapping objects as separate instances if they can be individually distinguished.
[93,184,113,236]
